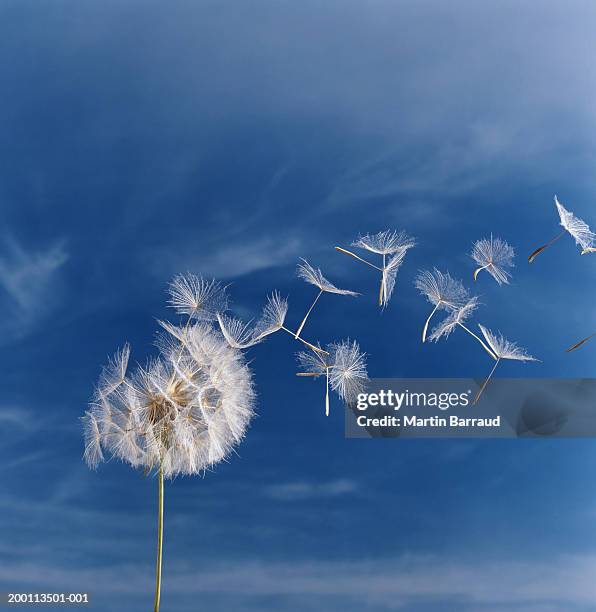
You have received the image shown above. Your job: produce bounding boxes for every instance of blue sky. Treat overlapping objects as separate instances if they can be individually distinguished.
[1,1,596,610]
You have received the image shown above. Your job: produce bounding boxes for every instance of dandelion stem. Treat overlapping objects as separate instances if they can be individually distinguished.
[457,323,498,360]
[528,230,566,263]
[325,368,330,417]
[153,465,164,612]
[474,358,500,405]
[295,290,323,339]
[581,247,596,255]
[335,247,383,271]
[422,302,441,343]
[566,333,596,352]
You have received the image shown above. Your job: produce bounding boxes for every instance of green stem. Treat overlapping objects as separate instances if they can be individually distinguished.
[325,368,330,417]
[153,466,164,612]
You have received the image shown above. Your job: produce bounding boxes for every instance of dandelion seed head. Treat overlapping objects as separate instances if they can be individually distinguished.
[297,259,358,296]
[353,230,416,255]
[216,313,263,349]
[253,291,288,340]
[415,268,469,310]
[296,346,329,377]
[429,296,480,342]
[328,340,368,403]
[83,322,255,478]
[95,343,131,400]
[167,273,228,321]
[478,324,537,361]
[471,235,515,285]
[381,249,409,307]
[555,196,596,251]
[81,412,104,469]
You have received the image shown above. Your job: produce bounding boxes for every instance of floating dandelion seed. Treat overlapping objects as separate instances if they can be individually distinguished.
[253,291,288,339]
[216,313,262,350]
[296,340,368,416]
[566,332,596,353]
[528,196,596,263]
[415,269,469,343]
[471,235,515,284]
[335,229,415,307]
[353,229,416,255]
[294,259,358,339]
[167,273,228,321]
[474,324,538,404]
[329,340,368,405]
[217,291,327,355]
[96,343,131,399]
[82,279,255,612]
[428,297,497,359]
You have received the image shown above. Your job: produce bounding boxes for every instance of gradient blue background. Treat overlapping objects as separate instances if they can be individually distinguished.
[1,1,596,610]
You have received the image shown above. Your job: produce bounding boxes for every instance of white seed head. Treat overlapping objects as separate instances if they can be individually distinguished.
[415,268,469,309]
[296,346,329,377]
[95,343,131,400]
[328,340,368,403]
[555,195,595,251]
[471,235,515,285]
[297,259,358,296]
[429,296,480,342]
[381,249,409,307]
[216,313,263,349]
[216,292,289,349]
[478,324,537,361]
[167,273,228,321]
[82,412,104,469]
[82,322,255,478]
[253,291,289,340]
[353,229,416,255]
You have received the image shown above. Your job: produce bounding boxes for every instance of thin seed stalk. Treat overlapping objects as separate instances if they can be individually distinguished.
[335,247,383,271]
[457,322,497,360]
[422,302,441,343]
[473,264,490,282]
[474,358,500,405]
[281,326,329,355]
[528,230,566,263]
[153,465,164,612]
[295,290,323,339]
[378,254,386,306]
[566,332,596,352]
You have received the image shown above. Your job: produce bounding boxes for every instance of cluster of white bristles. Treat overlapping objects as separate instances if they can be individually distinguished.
[82,278,255,478]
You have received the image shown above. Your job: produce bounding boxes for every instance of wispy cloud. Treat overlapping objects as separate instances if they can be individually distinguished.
[0,234,68,338]
[0,406,39,431]
[147,234,304,280]
[2,552,596,611]
[264,478,358,501]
